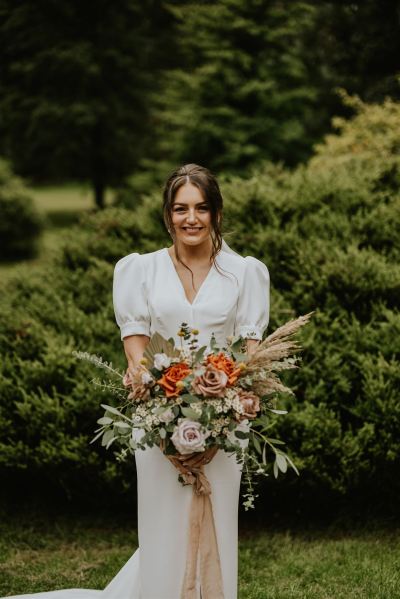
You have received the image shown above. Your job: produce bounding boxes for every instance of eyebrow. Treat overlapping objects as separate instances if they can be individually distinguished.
[173,201,208,206]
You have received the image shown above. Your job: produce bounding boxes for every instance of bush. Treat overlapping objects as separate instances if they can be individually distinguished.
[0,94,399,513]
[0,159,44,261]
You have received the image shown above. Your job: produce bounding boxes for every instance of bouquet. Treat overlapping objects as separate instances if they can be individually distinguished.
[74,312,313,510]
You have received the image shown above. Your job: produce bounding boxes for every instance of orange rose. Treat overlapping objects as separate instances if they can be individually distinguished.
[157,362,191,397]
[206,353,242,386]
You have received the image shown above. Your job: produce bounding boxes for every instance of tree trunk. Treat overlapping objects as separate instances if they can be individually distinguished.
[93,180,105,209]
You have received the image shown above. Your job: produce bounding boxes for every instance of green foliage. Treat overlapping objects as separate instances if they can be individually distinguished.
[0,96,399,509]
[0,0,175,207]
[143,0,400,178]
[0,159,44,260]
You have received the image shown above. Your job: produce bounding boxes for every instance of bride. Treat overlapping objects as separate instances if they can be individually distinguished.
[3,163,270,599]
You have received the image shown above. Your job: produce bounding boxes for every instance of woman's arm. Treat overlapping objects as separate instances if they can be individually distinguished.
[246,338,260,357]
[123,334,151,372]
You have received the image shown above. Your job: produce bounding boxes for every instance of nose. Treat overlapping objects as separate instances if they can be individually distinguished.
[187,208,197,223]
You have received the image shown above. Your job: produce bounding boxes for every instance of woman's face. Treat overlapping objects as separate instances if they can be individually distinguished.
[171,183,214,246]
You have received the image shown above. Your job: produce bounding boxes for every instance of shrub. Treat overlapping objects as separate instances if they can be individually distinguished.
[0,159,44,261]
[0,95,399,512]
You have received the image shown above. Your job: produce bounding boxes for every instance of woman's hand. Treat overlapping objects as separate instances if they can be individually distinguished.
[246,339,260,357]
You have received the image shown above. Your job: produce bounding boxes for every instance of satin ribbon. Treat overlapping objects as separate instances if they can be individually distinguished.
[159,442,225,599]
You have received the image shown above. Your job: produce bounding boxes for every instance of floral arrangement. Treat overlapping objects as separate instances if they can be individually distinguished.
[74,312,313,510]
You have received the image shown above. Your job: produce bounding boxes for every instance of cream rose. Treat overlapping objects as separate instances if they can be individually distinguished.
[191,364,228,398]
[153,353,171,370]
[171,419,210,455]
[159,407,175,425]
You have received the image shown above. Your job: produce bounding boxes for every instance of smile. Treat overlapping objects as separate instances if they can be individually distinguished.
[182,227,204,231]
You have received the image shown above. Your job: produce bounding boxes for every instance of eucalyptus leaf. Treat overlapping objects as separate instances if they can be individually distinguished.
[181,393,201,403]
[97,416,113,425]
[268,408,288,415]
[90,429,106,444]
[100,404,125,418]
[181,407,200,420]
[159,428,167,439]
[101,429,114,447]
[114,421,131,429]
[253,435,262,454]
[262,444,267,465]
[276,453,288,473]
[106,436,117,450]
[194,345,207,363]
[285,453,300,475]
[230,337,245,352]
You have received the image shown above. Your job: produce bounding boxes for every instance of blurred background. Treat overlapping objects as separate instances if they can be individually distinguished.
[0,1,399,596]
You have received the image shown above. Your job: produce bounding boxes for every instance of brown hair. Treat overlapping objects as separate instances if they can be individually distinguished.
[163,163,227,291]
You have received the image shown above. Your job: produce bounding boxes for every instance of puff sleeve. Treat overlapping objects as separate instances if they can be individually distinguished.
[113,253,151,340]
[234,256,270,340]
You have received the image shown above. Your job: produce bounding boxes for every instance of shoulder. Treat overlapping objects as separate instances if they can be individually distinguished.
[218,251,269,279]
[114,248,164,273]
[243,255,270,280]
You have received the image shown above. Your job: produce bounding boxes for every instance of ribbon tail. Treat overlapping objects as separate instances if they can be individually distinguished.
[199,494,225,599]
[180,491,203,599]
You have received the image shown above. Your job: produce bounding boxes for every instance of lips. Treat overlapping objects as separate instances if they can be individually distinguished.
[182,227,203,232]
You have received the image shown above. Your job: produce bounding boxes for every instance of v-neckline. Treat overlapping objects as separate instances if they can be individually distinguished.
[164,248,215,307]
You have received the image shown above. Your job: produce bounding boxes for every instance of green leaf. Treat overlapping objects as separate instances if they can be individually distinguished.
[231,337,245,353]
[114,421,131,429]
[181,393,201,403]
[159,427,167,439]
[234,430,250,439]
[101,429,114,447]
[194,345,207,363]
[101,404,125,418]
[106,436,117,450]
[252,435,262,454]
[97,416,113,425]
[268,408,288,415]
[181,407,200,420]
[276,453,287,473]
[285,453,300,476]
[90,429,105,444]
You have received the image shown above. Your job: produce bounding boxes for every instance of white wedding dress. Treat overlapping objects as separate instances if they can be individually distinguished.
[3,241,269,599]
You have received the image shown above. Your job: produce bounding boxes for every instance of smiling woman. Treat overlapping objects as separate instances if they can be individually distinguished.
[2,164,270,599]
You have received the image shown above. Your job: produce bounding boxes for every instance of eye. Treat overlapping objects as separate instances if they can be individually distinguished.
[173,206,186,212]
[198,205,209,211]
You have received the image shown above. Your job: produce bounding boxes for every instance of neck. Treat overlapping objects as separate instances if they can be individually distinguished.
[171,238,214,264]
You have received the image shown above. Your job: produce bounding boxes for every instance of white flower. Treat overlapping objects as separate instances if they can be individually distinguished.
[171,419,210,455]
[159,407,175,425]
[153,353,171,370]
[141,371,154,385]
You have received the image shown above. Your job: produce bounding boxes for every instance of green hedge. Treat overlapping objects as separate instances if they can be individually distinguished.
[1,94,399,512]
[0,159,44,261]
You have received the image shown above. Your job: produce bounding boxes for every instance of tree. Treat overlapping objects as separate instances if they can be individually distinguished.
[145,0,400,177]
[0,0,173,207]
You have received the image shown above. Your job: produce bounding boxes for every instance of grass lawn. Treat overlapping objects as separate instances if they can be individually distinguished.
[0,514,399,598]
[29,183,114,215]
[0,184,115,286]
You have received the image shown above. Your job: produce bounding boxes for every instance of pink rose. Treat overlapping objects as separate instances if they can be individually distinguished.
[235,389,260,421]
[171,419,210,455]
[192,364,228,398]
